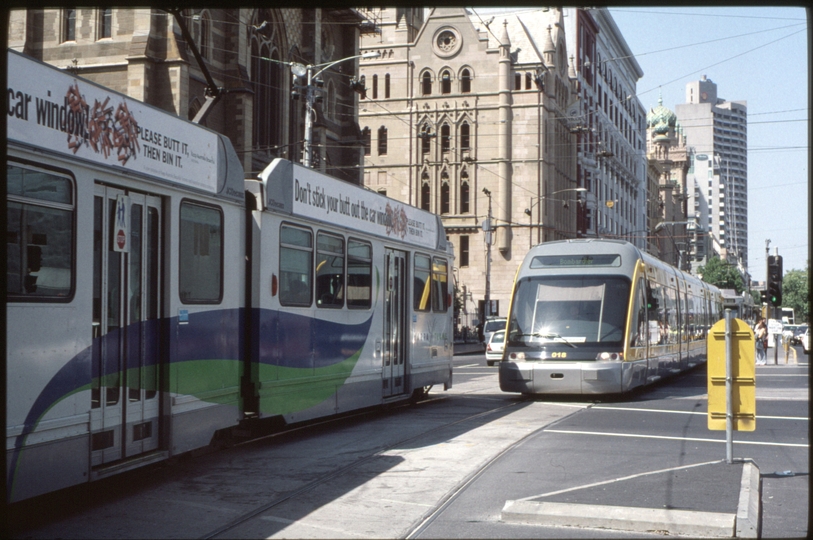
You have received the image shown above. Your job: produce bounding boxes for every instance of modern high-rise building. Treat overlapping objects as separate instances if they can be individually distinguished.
[675,76,748,272]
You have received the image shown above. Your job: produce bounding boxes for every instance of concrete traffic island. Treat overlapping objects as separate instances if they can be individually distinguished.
[501,460,760,538]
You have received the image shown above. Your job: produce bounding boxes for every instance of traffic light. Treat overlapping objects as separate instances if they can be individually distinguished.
[766,255,783,306]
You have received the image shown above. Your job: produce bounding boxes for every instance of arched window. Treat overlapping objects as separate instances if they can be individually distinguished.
[525,72,533,90]
[440,175,450,215]
[514,73,522,90]
[250,12,285,162]
[326,81,336,120]
[362,127,371,156]
[372,74,378,99]
[377,126,387,155]
[188,98,201,121]
[460,174,470,214]
[385,74,391,98]
[460,69,471,93]
[441,124,450,154]
[421,181,431,211]
[422,72,432,96]
[420,124,432,155]
[460,122,470,151]
[193,10,212,61]
[441,70,452,94]
[252,41,282,156]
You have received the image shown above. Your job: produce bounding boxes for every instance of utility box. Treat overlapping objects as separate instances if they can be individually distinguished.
[707,317,756,431]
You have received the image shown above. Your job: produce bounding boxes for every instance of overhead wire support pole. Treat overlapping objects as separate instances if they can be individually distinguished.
[167,9,224,125]
[483,188,492,319]
[272,51,381,168]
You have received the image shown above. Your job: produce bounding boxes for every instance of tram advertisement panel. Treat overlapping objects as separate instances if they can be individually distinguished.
[6,49,219,193]
[262,159,440,250]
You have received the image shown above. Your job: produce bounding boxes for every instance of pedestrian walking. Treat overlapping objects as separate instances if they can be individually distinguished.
[754,318,768,365]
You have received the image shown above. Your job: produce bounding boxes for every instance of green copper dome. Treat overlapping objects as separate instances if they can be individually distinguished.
[647,93,677,141]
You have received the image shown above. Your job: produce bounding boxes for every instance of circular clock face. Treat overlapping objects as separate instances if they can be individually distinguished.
[701,91,708,100]
[432,27,462,57]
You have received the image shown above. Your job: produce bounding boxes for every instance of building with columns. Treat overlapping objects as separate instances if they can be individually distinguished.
[7,7,373,183]
[357,7,579,324]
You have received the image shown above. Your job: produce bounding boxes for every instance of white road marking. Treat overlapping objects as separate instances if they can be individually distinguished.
[592,405,808,421]
[517,459,723,501]
[544,428,809,448]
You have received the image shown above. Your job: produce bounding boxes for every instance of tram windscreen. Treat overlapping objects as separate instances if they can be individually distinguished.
[508,276,630,347]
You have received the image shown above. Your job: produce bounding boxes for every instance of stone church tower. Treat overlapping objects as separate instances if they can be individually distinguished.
[357,7,579,326]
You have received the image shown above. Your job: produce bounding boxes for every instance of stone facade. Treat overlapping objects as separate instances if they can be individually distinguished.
[7,7,370,183]
[358,7,579,323]
[563,8,648,249]
[646,94,693,270]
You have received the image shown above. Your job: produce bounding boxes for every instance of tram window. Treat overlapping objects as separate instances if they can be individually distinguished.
[630,278,647,347]
[347,240,372,308]
[279,225,313,306]
[664,286,679,344]
[432,257,449,312]
[414,254,431,311]
[7,164,74,301]
[316,232,344,308]
[179,201,223,303]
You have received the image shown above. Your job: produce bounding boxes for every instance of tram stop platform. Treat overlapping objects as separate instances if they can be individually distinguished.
[501,459,760,538]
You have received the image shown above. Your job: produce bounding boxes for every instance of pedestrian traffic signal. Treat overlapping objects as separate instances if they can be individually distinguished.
[766,255,783,306]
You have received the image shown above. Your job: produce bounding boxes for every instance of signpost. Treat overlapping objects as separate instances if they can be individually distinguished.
[707,310,756,463]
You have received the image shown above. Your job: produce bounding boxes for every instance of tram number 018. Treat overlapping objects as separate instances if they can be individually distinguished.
[551,352,567,358]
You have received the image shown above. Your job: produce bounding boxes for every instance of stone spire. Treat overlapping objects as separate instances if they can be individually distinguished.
[543,25,555,67]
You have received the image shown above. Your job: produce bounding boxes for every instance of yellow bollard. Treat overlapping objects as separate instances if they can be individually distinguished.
[783,335,790,364]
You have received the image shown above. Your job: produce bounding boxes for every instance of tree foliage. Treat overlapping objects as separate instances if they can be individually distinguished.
[698,256,744,294]
[782,265,809,323]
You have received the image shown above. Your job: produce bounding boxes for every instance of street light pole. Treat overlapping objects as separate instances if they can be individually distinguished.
[524,187,586,246]
[261,51,381,168]
[483,188,492,319]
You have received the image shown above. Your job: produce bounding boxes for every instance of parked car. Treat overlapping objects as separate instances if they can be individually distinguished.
[486,329,505,366]
[801,327,809,355]
[481,317,507,349]
[792,324,808,345]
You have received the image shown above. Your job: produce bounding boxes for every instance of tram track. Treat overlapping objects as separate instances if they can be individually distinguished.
[200,396,531,539]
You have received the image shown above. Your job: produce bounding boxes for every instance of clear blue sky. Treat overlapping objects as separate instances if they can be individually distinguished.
[469,6,809,282]
[608,6,809,283]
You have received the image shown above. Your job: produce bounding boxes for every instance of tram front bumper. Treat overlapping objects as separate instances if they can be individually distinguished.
[499,360,622,394]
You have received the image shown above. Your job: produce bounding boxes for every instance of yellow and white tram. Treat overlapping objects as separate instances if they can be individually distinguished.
[499,239,722,395]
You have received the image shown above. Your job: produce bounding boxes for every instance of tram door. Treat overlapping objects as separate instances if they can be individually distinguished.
[92,185,161,465]
[383,249,408,397]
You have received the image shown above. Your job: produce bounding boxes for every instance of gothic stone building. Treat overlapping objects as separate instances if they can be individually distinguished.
[358,7,579,324]
[7,7,372,182]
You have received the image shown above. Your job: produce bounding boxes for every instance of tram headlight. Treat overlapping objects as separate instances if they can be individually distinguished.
[596,352,623,362]
[509,352,526,360]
